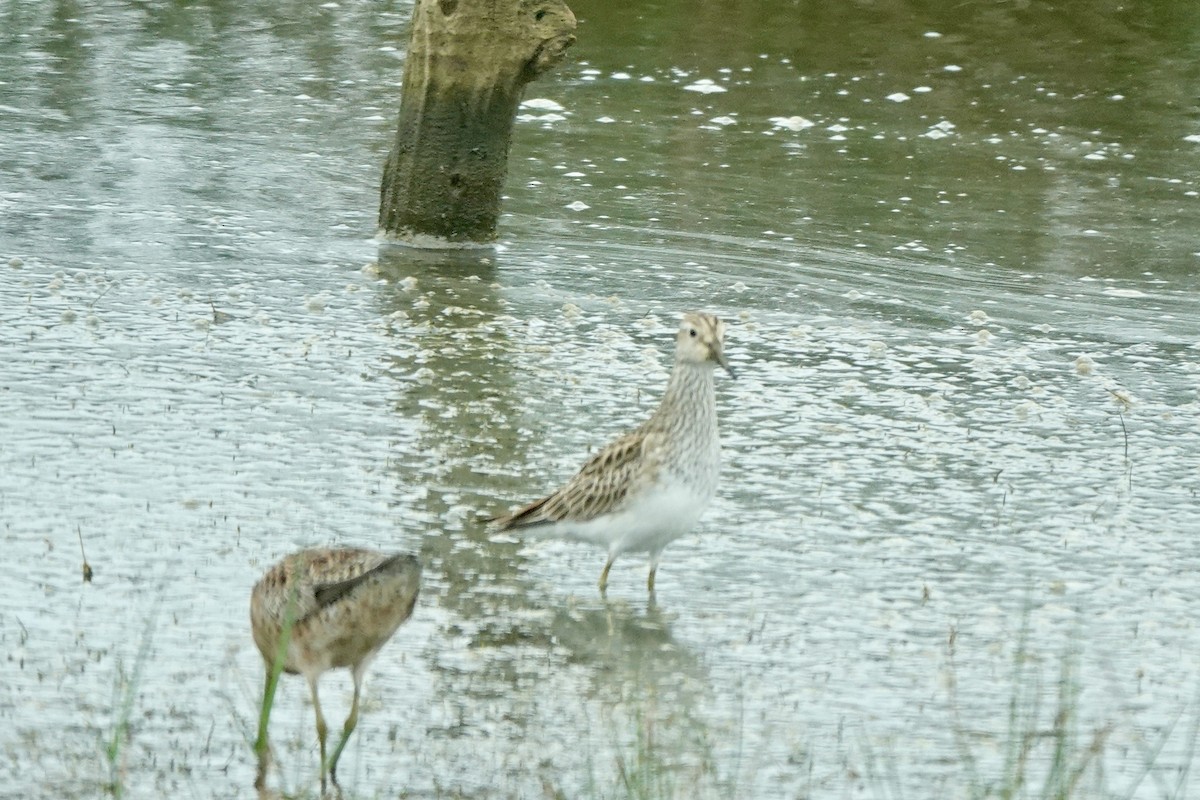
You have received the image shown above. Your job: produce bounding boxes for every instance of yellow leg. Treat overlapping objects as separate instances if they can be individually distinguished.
[329,665,366,790]
[598,557,615,592]
[308,676,329,795]
[647,551,663,593]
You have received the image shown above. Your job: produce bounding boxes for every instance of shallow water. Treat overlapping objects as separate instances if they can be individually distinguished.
[3,1,1200,798]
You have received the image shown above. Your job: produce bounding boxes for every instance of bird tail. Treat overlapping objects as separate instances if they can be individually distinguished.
[489,495,554,530]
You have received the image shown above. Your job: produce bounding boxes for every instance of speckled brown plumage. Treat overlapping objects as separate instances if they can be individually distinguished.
[494,312,733,593]
[251,547,421,795]
[495,428,663,529]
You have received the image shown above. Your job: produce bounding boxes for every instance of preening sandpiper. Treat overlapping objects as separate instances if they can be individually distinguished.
[250,547,421,795]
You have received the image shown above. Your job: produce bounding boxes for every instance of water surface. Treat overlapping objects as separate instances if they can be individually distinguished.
[2,1,1199,798]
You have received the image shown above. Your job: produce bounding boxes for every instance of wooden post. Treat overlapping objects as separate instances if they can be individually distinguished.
[379,0,576,247]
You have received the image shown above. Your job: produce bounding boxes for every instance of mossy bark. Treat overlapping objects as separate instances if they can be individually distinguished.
[379,0,576,247]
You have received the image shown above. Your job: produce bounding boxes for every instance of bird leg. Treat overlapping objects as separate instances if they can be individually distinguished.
[598,556,615,593]
[308,675,329,795]
[328,664,366,790]
[647,550,663,593]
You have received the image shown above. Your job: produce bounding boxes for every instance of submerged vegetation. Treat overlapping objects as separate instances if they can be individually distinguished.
[38,589,1200,800]
[100,611,158,799]
[946,617,1108,800]
[547,614,1198,800]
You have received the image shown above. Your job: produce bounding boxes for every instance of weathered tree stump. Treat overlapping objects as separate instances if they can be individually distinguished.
[379,0,576,247]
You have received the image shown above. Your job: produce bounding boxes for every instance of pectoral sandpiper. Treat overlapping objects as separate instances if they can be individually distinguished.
[250,548,421,795]
[493,312,734,593]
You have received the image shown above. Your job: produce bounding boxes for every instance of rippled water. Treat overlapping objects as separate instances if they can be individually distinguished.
[3,1,1200,798]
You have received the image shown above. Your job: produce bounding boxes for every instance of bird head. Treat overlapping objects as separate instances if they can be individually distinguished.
[675,312,734,378]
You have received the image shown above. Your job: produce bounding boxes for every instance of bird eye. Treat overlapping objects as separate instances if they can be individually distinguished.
[689,328,698,338]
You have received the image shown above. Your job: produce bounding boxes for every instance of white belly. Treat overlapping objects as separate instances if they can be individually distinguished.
[552,482,711,557]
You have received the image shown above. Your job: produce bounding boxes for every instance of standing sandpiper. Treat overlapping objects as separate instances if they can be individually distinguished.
[493,312,734,593]
[250,548,421,795]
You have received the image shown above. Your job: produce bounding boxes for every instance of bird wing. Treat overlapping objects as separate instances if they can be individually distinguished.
[494,428,663,528]
[256,551,394,628]
[309,553,421,615]
[310,559,387,610]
